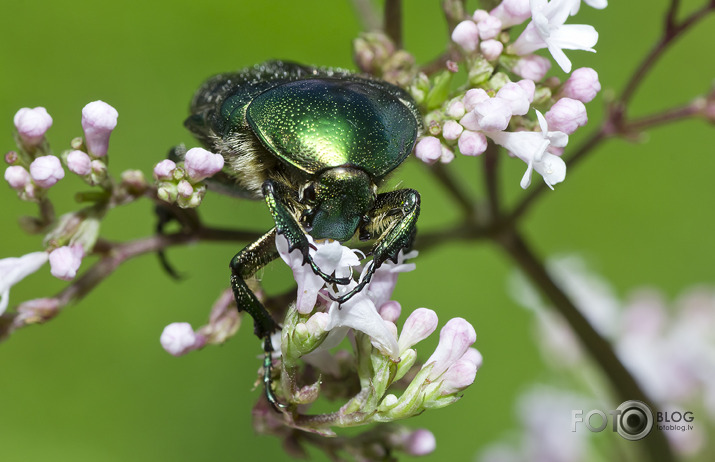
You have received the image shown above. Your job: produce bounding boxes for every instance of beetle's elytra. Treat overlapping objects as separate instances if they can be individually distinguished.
[178,60,422,406]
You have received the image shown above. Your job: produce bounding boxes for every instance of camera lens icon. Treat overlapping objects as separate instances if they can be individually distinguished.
[616,400,653,441]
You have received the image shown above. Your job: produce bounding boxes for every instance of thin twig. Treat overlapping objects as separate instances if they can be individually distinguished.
[508,1,714,222]
[483,142,501,221]
[350,0,381,32]
[665,0,681,32]
[384,0,403,49]
[0,226,264,340]
[427,162,477,220]
[623,99,705,132]
[620,0,714,108]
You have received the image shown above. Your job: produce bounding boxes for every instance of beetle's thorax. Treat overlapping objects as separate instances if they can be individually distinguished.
[301,167,375,242]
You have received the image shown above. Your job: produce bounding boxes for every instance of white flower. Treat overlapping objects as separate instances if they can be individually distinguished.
[0,251,49,315]
[366,249,417,308]
[512,0,598,73]
[325,281,400,359]
[485,110,568,189]
[276,234,361,314]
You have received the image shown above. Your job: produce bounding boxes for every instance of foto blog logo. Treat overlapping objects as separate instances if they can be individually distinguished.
[572,400,654,441]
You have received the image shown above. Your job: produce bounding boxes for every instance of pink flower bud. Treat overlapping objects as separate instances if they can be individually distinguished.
[66,150,92,176]
[5,166,31,190]
[560,67,601,103]
[184,147,224,182]
[496,82,530,116]
[29,155,65,188]
[512,55,551,81]
[153,159,177,180]
[90,159,107,177]
[414,136,442,164]
[490,0,532,28]
[463,88,489,112]
[439,357,478,395]
[404,429,436,456]
[440,145,455,164]
[445,100,466,118]
[462,347,484,370]
[378,300,402,323]
[177,179,194,197]
[423,317,476,379]
[82,101,118,157]
[305,311,329,336]
[477,14,502,40]
[160,322,205,356]
[516,79,536,103]
[442,120,464,140]
[480,39,503,61]
[473,97,512,131]
[49,244,84,281]
[458,130,488,156]
[451,20,479,52]
[398,307,438,352]
[545,98,588,134]
[472,9,489,23]
[14,107,53,145]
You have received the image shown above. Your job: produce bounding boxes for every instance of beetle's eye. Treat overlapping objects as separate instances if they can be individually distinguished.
[301,183,316,203]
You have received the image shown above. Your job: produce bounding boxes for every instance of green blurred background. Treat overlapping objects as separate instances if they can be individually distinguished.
[1,1,713,460]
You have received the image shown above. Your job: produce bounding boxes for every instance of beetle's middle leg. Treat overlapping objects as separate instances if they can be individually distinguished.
[335,188,421,304]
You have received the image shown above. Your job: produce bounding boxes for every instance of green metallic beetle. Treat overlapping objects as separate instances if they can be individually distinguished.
[180,60,421,405]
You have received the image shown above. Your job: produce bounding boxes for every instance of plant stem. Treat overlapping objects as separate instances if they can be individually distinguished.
[496,229,676,462]
[384,0,403,49]
[619,0,714,108]
[0,227,263,340]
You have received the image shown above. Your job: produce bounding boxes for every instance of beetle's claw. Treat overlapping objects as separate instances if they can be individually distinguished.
[308,258,351,285]
[263,338,289,412]
[328,261,376,304]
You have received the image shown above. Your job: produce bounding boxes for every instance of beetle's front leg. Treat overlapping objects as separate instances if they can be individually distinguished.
[230,228,281,340]
[229,228,288,409]
[335,188,420,304]
[262,179,350,285]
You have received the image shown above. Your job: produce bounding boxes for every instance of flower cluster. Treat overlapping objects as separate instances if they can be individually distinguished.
[5,101,119,202]
[1,102,122,316]
[153,147,224,208]
[369,0,603,190]
[162,233,481,437]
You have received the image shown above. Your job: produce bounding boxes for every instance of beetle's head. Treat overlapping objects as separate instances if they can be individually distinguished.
[300,167,375,242]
